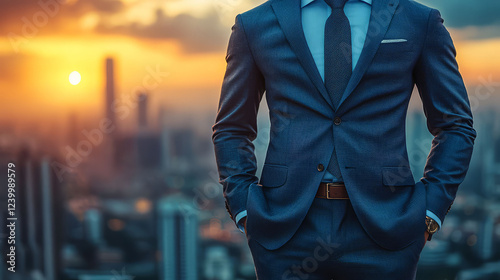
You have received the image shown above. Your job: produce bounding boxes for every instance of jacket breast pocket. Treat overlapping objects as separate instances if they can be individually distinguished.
[377,41,413,56]
[382,166,415,187]
[259,164,288,188]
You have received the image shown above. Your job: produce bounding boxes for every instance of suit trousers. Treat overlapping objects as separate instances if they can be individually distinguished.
[246,196,427,280]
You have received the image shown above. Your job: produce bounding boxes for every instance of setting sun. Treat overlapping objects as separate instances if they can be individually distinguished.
[69,71,81,85]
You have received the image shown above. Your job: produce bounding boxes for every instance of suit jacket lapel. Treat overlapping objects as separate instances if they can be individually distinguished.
[337,0,399,110]
[271,0,334,109]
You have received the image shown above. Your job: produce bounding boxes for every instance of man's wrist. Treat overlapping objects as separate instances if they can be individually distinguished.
[235,210,247,233]
[425,216,439,241]
[426,210,442,229]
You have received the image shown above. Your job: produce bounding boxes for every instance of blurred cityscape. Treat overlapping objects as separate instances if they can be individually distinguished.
[1,58,499,280]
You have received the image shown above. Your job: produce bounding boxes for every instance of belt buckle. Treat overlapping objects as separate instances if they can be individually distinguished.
[325,182,346,200]
[326,183,334,199]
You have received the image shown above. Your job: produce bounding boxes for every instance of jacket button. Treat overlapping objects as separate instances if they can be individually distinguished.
[317,164,324,172]
[334,117,342,125]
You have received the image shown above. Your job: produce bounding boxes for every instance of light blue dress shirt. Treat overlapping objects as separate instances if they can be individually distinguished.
[235,0,441,231]
[303,0,371,183]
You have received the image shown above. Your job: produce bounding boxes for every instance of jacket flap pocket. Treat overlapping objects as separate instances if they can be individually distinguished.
[382,166,415,187]
[259,164,288,188]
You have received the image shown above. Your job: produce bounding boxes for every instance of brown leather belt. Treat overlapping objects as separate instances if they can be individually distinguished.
[316,182,349,199]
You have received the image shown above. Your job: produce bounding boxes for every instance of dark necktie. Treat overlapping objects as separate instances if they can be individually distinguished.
[324,0,352,179]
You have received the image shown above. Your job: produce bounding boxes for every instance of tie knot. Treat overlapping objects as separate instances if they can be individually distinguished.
[325,0,348,9]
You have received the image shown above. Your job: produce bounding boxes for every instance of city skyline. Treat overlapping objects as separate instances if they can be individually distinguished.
[1,0,500,129]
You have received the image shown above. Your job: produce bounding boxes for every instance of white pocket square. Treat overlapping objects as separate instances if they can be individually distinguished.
[381,39,407,43]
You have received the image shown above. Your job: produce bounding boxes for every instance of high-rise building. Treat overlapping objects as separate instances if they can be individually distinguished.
[105,57,120,168]
[159,107,172,172]
[83,209,103,246]
[41,157,56,280]
[203,246,234,280]
[474,110,500,197]
[105,58,116,126]
[473,214,495,261]
[157,197,198,280]
[0,145,63,279]
[136,133,162,169]
[24,160,42,273]
[137,92,148,131]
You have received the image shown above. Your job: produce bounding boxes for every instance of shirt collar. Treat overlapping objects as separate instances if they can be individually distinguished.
[301,0,372,8]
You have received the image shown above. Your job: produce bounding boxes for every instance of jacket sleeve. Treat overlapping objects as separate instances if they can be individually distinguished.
[413,9,477,224]
[212,14,265,224]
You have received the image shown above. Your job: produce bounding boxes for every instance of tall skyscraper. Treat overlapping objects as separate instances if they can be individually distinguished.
[475,110,499,197]
[105,57,120,168]
[105,58,116,126]
[25,160,42,273]
[41,157,56,280]
[137,92,148,131]
[159,107,172,172]
[157,198,198,280]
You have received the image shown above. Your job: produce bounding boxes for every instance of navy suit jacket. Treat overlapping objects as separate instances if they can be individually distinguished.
[212,0,476,251]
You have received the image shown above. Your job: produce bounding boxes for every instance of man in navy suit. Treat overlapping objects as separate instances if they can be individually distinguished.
[212,0,476,278]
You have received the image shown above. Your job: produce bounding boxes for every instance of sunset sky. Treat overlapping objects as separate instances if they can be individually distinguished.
[1,0,499,130]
